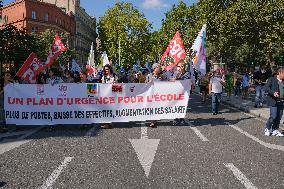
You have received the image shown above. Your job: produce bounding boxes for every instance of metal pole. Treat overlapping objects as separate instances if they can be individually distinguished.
[118,39,121,67]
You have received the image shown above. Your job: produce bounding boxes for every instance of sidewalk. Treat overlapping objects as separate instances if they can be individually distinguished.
[220,93,284,125]
[194,86,284,125]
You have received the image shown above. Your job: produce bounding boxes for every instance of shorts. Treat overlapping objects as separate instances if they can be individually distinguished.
[200,86,208,93]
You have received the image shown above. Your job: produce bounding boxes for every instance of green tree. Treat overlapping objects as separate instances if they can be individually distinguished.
[0,25,37,72]
[158,1,205,65]
[160,2,201,48]
[34,29,75,67]
[201,0,284,67]
[148,31,163,62]
[98,2,152,69]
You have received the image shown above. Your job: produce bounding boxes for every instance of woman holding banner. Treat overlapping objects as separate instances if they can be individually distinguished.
[46,68,63,85]
[171,60,191,126]
[145,63,165,128]
[100,64,118,129]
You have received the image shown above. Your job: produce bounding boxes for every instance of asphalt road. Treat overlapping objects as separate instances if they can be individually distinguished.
[0,93,283,189]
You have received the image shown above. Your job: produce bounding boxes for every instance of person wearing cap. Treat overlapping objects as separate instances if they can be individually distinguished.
[264,67,284,137]
[209,69,226,115]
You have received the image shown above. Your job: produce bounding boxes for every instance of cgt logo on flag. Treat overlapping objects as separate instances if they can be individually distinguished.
[87,84,98,95]
[16,53,45,83]
[45,35,66,67]
[161,31,186,71]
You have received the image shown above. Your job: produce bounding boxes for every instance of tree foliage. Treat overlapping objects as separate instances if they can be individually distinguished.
[0,26,74,73]
[160,2,202,50]
[157,0,284,68]
[34,29,75,67]
[202,0,284,67]
[0,25,37,72]
[98,2,152,69]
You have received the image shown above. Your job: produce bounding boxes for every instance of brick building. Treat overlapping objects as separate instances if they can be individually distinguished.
[0,0,75,47]
[40,0,97,65]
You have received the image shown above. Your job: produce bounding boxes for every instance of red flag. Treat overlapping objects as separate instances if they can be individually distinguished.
[45,35,66,67]
[161,31,187,71]
[86,65,97,76]
[16,53,45,83]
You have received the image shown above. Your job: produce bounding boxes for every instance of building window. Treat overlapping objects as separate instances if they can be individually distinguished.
[32,11,36,19]
[3,15,8,24]
[31,27,37,33]
[44,13,49,22]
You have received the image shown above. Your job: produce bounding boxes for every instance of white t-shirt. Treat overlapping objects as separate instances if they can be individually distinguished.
[210,76,223,93]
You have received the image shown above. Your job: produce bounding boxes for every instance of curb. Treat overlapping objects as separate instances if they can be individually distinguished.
[193,91,266,120]
[221,100,251,114]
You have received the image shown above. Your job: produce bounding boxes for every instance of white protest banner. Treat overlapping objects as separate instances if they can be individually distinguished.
[4,80,191,125]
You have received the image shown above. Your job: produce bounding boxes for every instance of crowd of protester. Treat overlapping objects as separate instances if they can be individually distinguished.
[0,61,283,137]
[0,60,194,130]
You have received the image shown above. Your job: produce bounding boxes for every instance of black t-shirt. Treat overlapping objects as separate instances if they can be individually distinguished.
[253,71,268,85]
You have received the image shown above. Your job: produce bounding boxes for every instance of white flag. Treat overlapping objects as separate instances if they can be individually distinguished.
[191,24,206,76]
[87,42,95,67]
[102,51,110,66]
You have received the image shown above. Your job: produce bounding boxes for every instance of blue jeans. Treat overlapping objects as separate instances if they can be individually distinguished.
[234,85,241,96]
[212,93,221,113]
[255,85,265,106]
[266,102,283,131]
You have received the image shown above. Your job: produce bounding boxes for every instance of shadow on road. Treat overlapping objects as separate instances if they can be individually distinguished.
[0,181,7,188]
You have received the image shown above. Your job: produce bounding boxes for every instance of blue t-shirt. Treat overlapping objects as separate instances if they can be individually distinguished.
[242,74,250,87]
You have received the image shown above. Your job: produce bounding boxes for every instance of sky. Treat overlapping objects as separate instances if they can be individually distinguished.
[3,0,198,30]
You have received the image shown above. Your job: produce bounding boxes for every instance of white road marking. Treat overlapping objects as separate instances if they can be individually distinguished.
[39,157,74,189]
[141,124,148,139]
[188,122,209,142]
[129,139,160,178]
[0,126,44,155]
[85,124,98,137]
[225,122,284,152]
[129,123,159,178]
[224,163,258,189]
